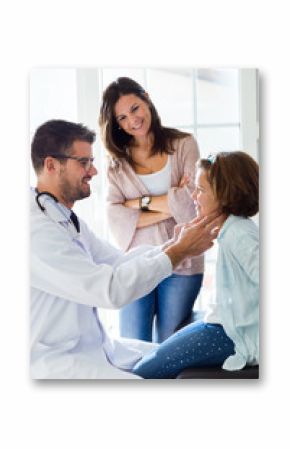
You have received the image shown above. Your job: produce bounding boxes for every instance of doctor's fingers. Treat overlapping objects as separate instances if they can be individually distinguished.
[173,222,187,240]
[184,219,219,245]
[189,215,204,226]
[177,223,196,241]
[189,210,221,226]
[190,216,222,238]
[185,231,215,256]
[178,224,204,248]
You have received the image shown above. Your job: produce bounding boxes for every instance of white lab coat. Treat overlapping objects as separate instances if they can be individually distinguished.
[30,190,172,379]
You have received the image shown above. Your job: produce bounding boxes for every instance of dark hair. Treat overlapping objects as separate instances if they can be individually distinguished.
[31,119,96,173]
[99,77,190,163]
[197,151,259,217]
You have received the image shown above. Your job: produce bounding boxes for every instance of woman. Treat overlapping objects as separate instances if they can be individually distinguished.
[132,151,259,378]
[99,77,203,343]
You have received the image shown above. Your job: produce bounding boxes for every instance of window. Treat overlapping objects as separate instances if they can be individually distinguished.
[30,67,259,335]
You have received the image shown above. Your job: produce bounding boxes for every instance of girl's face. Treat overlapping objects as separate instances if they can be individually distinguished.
[191,168,219,217]
[114,94,152,138]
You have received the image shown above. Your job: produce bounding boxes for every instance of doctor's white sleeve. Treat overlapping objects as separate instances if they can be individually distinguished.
[83,218,165,267]
[31,222,172,310]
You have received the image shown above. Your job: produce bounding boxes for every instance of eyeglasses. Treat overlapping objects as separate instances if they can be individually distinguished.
[50,154,95,171]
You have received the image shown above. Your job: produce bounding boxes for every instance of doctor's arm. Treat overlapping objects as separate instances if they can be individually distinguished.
[31,224,170,310]
[31,214,218,310]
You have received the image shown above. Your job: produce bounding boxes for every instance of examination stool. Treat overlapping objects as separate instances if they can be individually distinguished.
[176,365,259,379]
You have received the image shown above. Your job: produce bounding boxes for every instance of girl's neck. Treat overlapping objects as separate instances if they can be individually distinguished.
[219,213,229,228]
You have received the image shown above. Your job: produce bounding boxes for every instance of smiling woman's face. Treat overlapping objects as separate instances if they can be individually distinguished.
[114,94,152,138]
[191,168,219,217]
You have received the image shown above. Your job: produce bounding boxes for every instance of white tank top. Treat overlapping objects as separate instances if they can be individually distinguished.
[137,155,172,195]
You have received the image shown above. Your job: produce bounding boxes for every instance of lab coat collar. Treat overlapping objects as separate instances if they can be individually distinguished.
[31,188,79,237]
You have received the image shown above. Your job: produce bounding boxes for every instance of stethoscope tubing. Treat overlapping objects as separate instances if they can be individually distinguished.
[35,191,59,211]
[35,190,79,234]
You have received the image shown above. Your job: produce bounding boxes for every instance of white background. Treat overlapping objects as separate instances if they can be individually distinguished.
[0,1,288,448]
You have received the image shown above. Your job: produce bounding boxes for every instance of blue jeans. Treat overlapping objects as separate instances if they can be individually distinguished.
[119,273,203,343]
[132,321,235,379]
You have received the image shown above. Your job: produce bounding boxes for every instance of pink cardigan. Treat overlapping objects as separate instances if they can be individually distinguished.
[106,135,204,275]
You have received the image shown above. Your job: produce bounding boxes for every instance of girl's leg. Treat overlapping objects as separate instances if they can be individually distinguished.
[155,273,203,343]
[132,321,235,378]
[119,289,156,342]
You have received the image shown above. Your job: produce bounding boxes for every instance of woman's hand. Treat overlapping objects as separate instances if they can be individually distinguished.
[178,174,191,188]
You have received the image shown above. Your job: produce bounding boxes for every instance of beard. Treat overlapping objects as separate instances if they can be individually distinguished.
[59,173,91,205]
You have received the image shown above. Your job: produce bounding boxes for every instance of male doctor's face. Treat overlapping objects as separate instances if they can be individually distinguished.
[58,140,97,208]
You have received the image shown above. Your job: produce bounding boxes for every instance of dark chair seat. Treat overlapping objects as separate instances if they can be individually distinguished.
[176,365,259,379]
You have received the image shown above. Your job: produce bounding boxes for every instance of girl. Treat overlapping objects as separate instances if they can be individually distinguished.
[132,151,259,378]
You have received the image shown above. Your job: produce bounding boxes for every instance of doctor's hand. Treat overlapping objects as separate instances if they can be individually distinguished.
[173,212,220,242]
[164,212,222,269]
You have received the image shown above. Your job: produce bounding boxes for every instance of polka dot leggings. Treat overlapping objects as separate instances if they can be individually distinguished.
[132,320,235,379]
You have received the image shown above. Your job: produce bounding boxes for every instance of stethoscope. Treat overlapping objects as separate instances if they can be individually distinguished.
[35,190,80,233]
[35,190,59,211]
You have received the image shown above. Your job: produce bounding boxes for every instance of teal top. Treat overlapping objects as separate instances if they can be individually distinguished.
[216,215,259,370]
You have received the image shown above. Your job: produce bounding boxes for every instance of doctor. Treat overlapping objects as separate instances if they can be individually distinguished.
[31,119,220,379]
